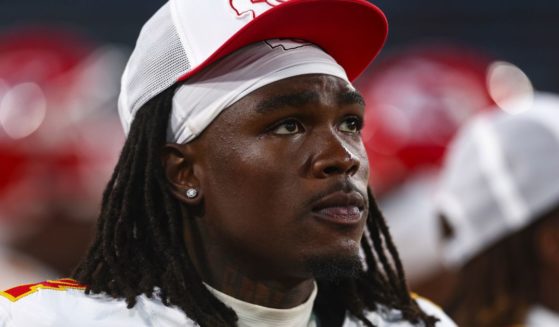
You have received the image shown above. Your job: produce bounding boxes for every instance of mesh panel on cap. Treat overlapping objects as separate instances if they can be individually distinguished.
[122,3,190,119]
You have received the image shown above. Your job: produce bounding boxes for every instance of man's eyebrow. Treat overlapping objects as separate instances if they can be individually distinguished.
[255,89,365,114]
[256,91,319,114]
[338,90,366,107]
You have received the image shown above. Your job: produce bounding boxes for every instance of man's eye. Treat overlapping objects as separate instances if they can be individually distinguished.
[272,119,303,135]
[339,117,363,133]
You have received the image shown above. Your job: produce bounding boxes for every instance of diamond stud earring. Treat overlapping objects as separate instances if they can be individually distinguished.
[185,188,198,199]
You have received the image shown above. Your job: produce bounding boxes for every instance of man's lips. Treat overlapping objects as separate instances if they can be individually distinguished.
[311,191,365,225]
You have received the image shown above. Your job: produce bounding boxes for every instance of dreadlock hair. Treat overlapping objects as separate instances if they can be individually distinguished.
[444,206,559,327]
[74,84,438,327]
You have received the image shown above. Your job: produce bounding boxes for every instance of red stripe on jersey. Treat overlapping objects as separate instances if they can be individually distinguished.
[0,278,86,302]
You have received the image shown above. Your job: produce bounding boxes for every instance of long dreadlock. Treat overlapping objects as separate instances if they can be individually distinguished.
[74,85,437,327]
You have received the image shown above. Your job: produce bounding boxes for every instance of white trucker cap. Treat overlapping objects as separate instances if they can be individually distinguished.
[436,92,559,267]
[118,0,388,135]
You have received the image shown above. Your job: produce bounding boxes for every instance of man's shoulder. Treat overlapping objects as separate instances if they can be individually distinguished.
[412,294,456,327]
[0,278,86,303]
[0,278,118,326]
[0,278,194,327]
[343,294,456,327]
[0,278,88,326]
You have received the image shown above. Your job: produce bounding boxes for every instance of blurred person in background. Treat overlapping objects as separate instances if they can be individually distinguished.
[436,92,559,326]
[355,44,496,304]
[0,28,125,288]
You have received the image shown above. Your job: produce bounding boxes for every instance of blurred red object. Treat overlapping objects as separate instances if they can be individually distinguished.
[355,44,496,194]
[0,27,125,241]
[0,28,88,199]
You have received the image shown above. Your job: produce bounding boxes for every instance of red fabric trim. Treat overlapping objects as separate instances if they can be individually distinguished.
[179,0,388,83]
[0,278,86,302]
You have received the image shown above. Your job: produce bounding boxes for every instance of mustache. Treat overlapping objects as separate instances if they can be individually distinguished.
[305,180,368,209]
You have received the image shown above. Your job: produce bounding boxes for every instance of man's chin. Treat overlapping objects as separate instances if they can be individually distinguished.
[304,253,363,282]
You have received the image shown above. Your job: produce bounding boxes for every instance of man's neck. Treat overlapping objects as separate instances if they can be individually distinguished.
[182,215,315,309]
[205,265,315,309]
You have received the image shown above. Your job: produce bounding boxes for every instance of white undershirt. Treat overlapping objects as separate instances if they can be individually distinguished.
[204,282,318,327]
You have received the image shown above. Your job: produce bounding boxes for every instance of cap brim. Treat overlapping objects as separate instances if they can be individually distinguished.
[177,0,388,82]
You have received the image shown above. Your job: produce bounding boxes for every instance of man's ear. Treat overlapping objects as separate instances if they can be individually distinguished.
[161,143,203,205]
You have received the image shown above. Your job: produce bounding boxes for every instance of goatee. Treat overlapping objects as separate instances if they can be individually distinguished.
[305,254,363,282]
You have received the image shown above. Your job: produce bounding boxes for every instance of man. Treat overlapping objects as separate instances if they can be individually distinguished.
[436,92,559,326]
[0,1,455,326]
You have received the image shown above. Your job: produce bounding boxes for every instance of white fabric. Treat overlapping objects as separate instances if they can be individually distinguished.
[525,306,559,327]
[0,280,456,326]
[342,296,457,327]
[118,2,190,134]
[117,0,386,140]
[472,118,529,226]
[204,282,317,327]
[169,39,350,143]
[436,92,559,267]
[379,170,446,283]
[0,286,191,327]
[119,0,279,135]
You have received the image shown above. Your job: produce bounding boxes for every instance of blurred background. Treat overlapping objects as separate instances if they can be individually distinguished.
[1,1,559,325]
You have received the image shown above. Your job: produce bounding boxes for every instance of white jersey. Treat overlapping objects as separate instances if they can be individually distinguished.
[0,279,456,327]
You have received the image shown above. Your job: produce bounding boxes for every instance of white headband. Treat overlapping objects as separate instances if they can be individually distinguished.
[167,39,351,143]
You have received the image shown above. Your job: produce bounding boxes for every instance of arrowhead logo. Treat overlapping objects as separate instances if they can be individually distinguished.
[230,0,290,19]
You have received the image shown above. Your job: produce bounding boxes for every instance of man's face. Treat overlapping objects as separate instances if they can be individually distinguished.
[188,74,369,281]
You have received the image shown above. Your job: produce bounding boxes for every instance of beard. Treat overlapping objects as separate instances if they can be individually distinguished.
[304,253,363,282]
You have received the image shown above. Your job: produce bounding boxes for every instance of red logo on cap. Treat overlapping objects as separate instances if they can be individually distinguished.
[230,0,289,19]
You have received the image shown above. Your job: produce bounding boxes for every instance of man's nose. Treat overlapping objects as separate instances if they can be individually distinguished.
[310,133,361,178]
